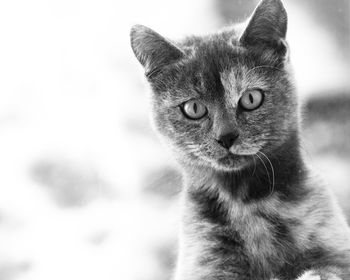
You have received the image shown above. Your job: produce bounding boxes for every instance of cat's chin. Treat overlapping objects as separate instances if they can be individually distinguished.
[212,153,252,172]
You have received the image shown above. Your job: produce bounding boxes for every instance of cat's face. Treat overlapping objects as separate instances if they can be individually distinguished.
[131,0,297,171]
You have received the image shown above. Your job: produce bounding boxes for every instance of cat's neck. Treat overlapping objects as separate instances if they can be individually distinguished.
[183,131,308,203]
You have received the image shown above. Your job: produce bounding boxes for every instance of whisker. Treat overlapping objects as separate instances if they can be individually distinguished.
[251,155,257,176]
[258,151,275,197]
[255,153,272,196]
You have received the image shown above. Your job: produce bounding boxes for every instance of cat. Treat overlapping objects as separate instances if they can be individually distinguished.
[130,0,350,279]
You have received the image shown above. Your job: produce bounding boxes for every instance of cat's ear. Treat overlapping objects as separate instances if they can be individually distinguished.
[130,25,184,78]
[239,0,287,47]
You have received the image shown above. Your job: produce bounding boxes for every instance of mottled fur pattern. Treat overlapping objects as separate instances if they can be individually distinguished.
[130,0,350,279]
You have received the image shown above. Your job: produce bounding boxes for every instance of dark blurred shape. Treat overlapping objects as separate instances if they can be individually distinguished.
[0,261,31,280]
[142,167,182,199]
[303,92,350,222]
[305,93,350,123]
[303,92,350,157]
[88,230,110,246]
[31,159,113,207]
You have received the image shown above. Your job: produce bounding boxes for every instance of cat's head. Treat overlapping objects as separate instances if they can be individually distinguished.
[130,0,298,171]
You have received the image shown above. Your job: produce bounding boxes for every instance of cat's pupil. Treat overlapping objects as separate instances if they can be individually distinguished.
[249,94,254,103]
[193,103,197,113]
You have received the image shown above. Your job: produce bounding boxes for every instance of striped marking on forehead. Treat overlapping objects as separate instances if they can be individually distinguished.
[220,66,271,99]
[220,68,241,105]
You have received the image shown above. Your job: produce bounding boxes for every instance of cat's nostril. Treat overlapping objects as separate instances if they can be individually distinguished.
[217,132,239,149]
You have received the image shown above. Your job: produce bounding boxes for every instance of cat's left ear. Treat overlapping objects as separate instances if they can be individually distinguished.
[130,25,184,78]
[239,0,288,55]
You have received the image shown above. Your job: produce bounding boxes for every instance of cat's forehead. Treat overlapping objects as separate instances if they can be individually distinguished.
[184,35,243,70]
[178,38,268,100]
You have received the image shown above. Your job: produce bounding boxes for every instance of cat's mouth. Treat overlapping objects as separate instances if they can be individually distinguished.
[216,152,251,170]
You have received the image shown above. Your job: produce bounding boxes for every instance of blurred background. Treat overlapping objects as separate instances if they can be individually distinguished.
[0,0,349,279]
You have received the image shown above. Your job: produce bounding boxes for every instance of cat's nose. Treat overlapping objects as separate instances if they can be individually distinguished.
[216,132,239,149]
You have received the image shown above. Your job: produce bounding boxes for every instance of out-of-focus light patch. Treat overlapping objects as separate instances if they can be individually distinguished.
[285,2,350,97]
[0,261,31,280]
[117,0,221,39]
[1,196,180,280]
[310,155,350,220]
[0,0,216,279]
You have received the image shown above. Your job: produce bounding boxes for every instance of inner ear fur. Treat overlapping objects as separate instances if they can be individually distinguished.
[239,0,287,47]
[130,25,184,78]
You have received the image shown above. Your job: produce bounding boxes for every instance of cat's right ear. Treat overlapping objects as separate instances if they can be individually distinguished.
[239,0,288,55]
[130,25,184,78]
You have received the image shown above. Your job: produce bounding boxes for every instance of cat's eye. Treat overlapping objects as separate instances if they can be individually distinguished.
[239,89,264,111]
[181,100,207,120]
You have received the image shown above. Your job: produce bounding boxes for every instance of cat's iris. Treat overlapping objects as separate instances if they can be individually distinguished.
[181,100,207,120]
[239,89,264,111]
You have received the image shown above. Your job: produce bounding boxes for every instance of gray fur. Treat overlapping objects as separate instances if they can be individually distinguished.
[130,0,350,279]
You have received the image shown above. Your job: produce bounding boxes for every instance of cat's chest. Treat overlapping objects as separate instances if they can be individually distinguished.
[190,192,290,269]
[226,201,279,259]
